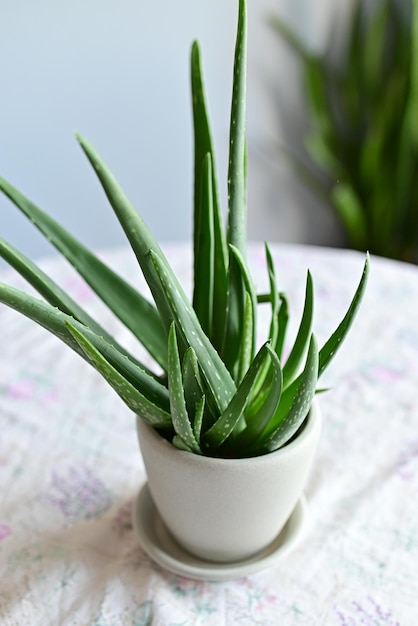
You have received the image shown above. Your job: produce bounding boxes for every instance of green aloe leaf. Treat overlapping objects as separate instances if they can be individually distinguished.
[236,291,254,383]
[264,243,280,346]
[227,0,248,256]
[259,334,319,454]
[227,243,257,379]
[318,253,369,376]
[256,252,288,360]
[282,270,314,388]
[191,41,228,349]
[0,176,167,369]
[66,321,171,427]
[172,435,195,452]
[193,395,206,443]
[246,246,286,419]
[182,347,203,418]
[0,283,169,409]
[229,244,257,333]
[76,134,236,407]
[221,0,248,379]
[0,237,156,375]
[181,348,205,442]
[149,250,236,412]
[259,254,369,441]
[275,293,289,360]
[167,324,201,453]
[221,0,248,374]
[192,153,214,337]
[74,134,174,333]
[222,253,246,375]
[232,344,283,450]
[203,341,273,450]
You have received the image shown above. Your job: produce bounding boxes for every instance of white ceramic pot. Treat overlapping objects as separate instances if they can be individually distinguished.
[136,399,321,563]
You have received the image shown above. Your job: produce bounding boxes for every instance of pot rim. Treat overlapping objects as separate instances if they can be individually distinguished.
[137,397,321,467]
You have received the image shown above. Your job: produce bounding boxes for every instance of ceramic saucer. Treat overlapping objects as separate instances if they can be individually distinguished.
[133,483,308,581]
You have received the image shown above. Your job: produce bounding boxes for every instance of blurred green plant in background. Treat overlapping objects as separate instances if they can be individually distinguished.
[272,0,418,263]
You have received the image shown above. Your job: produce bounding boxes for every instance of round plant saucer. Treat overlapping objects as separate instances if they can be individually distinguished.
[133,483,308,582]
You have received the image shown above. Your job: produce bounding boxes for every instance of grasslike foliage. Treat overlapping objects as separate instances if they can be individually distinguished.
[272,0,418,263]
[0,0,369,457]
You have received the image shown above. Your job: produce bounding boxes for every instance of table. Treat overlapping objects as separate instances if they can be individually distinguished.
[1,243,417,625]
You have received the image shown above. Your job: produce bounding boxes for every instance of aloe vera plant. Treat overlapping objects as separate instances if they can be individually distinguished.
[0,0,368,458]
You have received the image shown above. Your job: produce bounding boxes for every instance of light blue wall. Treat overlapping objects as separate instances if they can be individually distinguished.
[1,0,345,262]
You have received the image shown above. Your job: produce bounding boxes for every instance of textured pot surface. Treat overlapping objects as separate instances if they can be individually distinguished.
[137,400,321,563]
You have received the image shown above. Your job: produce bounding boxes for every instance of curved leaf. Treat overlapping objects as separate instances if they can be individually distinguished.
[149,249,236,412]
[0,283,169,409]
[259,334,318,453]
[222,243,257,377]
[204,341,272,450]
[75,135,236,411]
[193,395,206,443]
[182,347,203,417]
[66,321,171,427]
[191,41,228,349]
[167,324,201,453]
[318,253,369,376]
[0,237,155,377]
[237,291,254,383]
[192,153,214,336]
[232,344,283,450]
[0,176,167,369]
[227,0,248,255]
[282,270,314,388]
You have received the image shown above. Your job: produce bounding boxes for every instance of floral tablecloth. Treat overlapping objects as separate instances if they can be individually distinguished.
[1,243,417,625]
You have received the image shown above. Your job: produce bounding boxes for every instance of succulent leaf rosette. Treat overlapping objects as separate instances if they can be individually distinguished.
[0,0,368,458]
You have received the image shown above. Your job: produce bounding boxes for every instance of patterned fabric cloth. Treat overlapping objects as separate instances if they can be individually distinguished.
[0,244,417,625]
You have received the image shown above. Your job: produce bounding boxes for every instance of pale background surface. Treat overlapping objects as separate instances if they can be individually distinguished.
[1,244,417,624]
[1,0,350,262]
